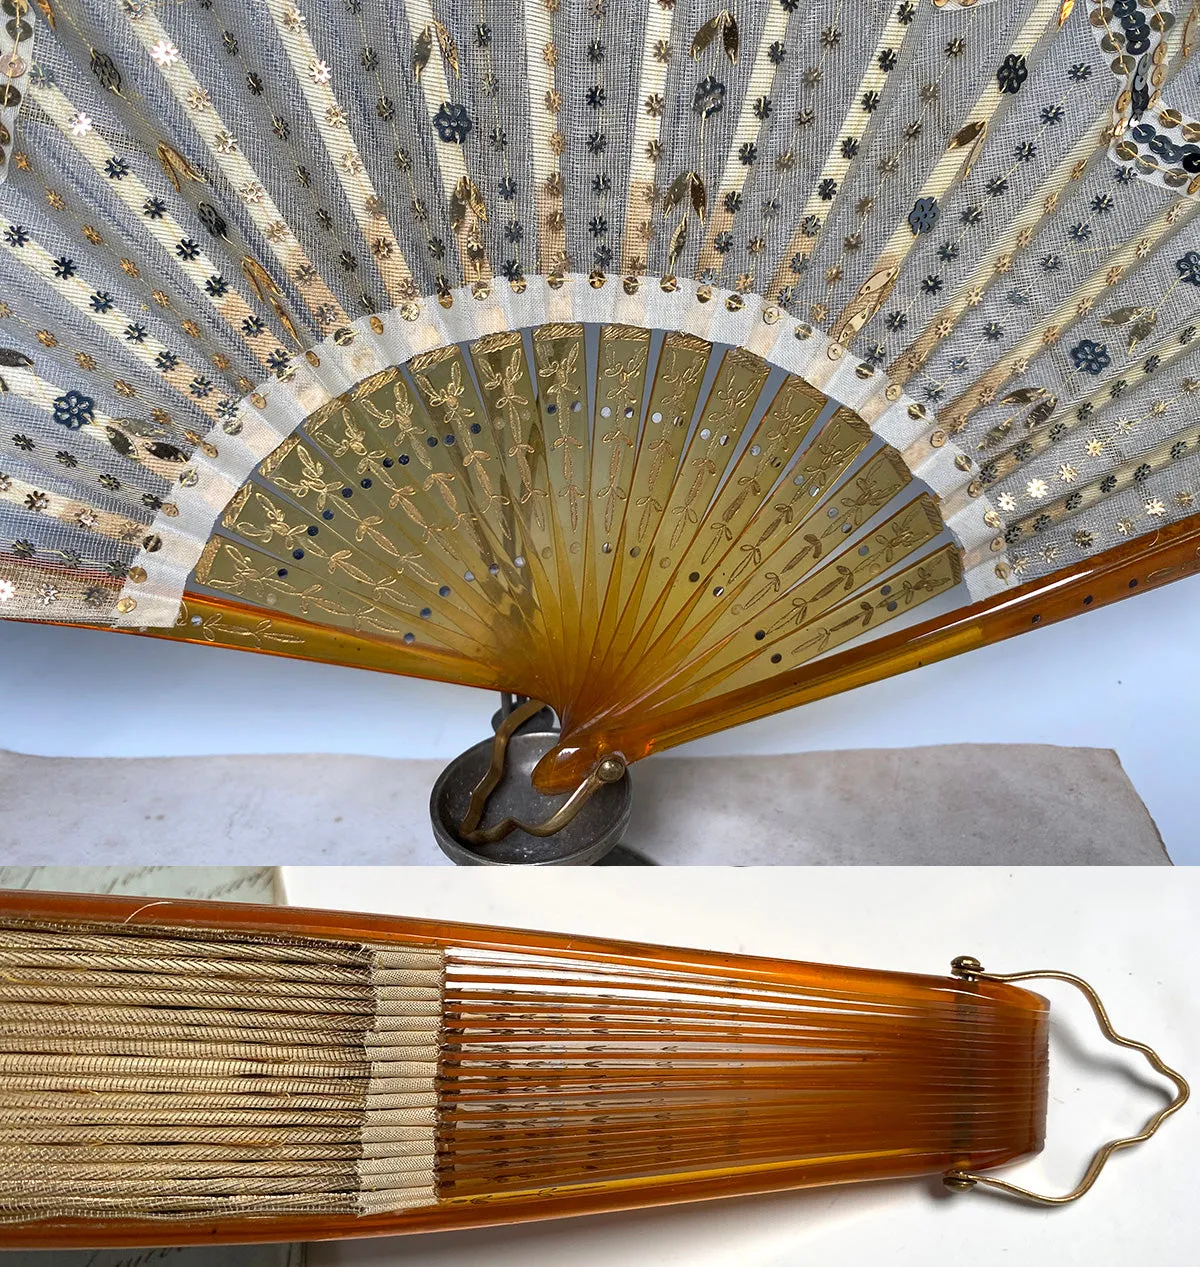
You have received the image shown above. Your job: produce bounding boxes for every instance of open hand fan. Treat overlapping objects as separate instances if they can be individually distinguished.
[2,0,1200,846]
[0,888,1188,1245]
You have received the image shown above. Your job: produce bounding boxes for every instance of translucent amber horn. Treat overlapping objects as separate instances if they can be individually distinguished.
[0,890,1054,1248]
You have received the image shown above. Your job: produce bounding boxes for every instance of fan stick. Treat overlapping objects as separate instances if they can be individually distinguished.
[603,452,928,717]
[594,380,832,705]
[536,511,1200,789]
[573,326,653,705]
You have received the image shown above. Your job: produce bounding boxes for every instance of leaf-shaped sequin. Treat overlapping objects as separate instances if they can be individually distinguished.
[1100,305,1146,327]
[1128,313,1157,351]
[691,12,738,63]
[690,15,722,60]
[90,50,122,95]
[435,21,460,77]
[690,172,707,220]
[105,427,134,458]
[413,26,432,80]
[722,12,739,63]
[147,442,187,463]
[669,217,688,265]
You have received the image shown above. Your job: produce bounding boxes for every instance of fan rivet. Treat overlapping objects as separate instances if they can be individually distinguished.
[762,305,780,324]
[793,322,812,340]
[222,419,243,436]
[333,327,355,346]
[623,276,641,295]
[369,315,385,333]
[472,282,492,300]
[827,343,843,361]
[588,270,607,289]
[250,393,267,408]
[548,272,567,290]
[697,286,713,303]
[855,363,873,380]
[991,536,1006,553]
[128,567,147,584]
[967,482,982,498]
[885,384,902,401]
[659,275,678,293]
[116,597,137,614]
[930,430,947,448]
[596,756,626,784]
[995,561,1011,579]
[984,511,1001,529]
[954,454,972,472]
[908,403,926,419]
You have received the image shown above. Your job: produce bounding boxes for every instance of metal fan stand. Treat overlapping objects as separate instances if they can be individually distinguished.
[430,695,648,865]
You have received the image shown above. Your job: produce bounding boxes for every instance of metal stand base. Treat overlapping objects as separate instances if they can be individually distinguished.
[430,715,634,865]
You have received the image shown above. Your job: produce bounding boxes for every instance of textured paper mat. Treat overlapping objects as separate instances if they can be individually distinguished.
[0,745,1168,865]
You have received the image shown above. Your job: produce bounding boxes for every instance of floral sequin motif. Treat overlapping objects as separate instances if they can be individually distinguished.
[52,391,96,430]
[996,53,1028,95]
[1177,252,1200,287]
[433,103,471,143]
[1069,340,1111,376]
[907,197,939,236]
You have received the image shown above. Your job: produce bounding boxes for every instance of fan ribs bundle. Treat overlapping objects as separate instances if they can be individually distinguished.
[0,891,1052,1242]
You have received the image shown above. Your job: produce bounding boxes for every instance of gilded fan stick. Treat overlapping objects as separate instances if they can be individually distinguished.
[2,0,1200,838]
[0,888,1188,1246]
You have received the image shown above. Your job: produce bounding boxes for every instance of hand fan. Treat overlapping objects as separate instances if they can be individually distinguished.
[2,0,1200,848]
[0,888,1187,1247]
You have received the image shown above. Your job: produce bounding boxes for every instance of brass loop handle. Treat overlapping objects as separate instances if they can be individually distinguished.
[457,699,626,845]
[942,955,1190,1206]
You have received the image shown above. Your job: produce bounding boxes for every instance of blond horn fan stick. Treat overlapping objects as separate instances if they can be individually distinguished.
[3,0,1200,855]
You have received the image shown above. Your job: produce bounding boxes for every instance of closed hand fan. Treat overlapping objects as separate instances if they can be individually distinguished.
[0,889,1188,1245]
[2,0,1199,850]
